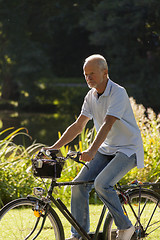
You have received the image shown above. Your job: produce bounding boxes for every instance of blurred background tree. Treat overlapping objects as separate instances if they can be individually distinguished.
[0,0,159,111]
[0,0,51,101]
[81,0,160,110]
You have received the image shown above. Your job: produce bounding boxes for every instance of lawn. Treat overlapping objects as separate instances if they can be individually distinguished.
[0,204,105,240]
[0,203,159,239]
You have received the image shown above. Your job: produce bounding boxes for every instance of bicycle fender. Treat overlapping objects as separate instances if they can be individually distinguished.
[27,195,42,202]
[0,198,31,213]
[126,187,160,200]
[0,197,42,219]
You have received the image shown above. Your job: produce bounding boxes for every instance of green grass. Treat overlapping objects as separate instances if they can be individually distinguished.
[0,204,105,240]
[1,202,160,239]
[55,204,105,238]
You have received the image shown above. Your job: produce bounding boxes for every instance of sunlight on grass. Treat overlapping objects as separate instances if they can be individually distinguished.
[0,207,58,240]
[0,204,105,239]
[55,204,105,238]
[1,202,160,239]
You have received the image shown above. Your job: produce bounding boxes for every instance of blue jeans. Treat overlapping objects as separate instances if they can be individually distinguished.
[71,151,137,238]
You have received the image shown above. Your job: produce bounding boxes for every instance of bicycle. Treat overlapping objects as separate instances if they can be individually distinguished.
[0,150,160,240]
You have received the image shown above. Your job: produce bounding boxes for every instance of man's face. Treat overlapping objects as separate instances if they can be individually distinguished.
[83,61,106,91]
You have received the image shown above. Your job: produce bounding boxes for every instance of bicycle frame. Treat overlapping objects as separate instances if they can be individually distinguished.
[2,150,160,240]
[48,179,107,240]
[26,147,159,240]
[27,178,160,240]
[25,178,109,240]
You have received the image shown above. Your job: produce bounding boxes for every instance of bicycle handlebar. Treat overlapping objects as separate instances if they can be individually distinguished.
[66,151,89,169]
[38,149,89,169]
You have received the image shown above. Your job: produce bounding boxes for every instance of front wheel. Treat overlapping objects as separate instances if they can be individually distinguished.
[103,189,160,239]
[0,197,64,240]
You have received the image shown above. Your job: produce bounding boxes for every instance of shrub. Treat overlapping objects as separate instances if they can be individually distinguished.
[0,127,44,206]
[121,98,160,184]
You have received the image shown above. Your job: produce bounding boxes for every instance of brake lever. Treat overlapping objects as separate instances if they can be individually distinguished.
[68,152,89,169]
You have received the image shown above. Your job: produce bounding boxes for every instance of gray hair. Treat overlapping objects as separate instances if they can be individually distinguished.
[84,54,108,71]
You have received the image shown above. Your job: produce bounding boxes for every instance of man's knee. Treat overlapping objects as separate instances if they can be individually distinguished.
[94,177,112,195]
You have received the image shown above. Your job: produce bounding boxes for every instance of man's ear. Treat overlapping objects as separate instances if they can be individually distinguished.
[104,69,108,77]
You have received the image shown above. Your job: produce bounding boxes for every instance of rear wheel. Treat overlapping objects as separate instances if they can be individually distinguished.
[0,197,64,240]
[103,189,160,239]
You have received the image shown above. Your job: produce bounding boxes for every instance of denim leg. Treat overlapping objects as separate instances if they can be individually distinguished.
[94,152,137,230]
[71,152,113,237]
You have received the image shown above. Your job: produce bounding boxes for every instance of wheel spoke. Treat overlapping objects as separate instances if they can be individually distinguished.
[0,198,64,240]
[104,190,160,239]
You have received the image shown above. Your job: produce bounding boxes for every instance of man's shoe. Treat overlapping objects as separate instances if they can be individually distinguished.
[66,237,79,240]
[116,225,135,240]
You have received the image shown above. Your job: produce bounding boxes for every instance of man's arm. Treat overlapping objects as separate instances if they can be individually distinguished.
[45,114,90,150]
[80,115,118,162]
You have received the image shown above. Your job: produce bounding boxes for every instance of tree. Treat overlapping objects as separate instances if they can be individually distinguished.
[0,0,52,100]
[81,0,160,110]
[0,0,160,111]
[42,0,101,77]
[0,0,99,100]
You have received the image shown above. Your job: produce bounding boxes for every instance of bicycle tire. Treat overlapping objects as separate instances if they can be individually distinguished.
[0,197,65,240]
[103,188,160,240]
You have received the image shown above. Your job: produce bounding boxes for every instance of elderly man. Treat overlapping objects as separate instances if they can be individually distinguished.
[44,54,144,240]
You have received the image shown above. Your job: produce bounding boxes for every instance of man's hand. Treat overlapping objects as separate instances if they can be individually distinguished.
[80,150,95,162]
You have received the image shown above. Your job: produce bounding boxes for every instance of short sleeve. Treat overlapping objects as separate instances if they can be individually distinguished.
[106,87,127,119]
[81,95,93,119]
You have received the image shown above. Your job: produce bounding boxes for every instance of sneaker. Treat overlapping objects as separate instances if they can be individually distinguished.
[116,225,135,240]
[66,237,79,240]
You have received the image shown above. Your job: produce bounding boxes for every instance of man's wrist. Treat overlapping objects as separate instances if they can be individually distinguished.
[88,148,96,159]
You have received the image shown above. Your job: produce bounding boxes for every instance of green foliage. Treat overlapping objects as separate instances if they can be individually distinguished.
[0,127,44,206]
[121,98,160,184]
[0,0,160,111]
[81,0,160,111]
[0,125,96,206]
[0,1,51,100]
[18,81,88,113]
[0,0,94,101]
[53,127,96,203]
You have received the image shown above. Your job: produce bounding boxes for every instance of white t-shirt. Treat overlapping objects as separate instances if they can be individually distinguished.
[81,79,144,168]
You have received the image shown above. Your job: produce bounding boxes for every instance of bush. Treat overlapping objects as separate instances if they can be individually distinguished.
[0,128,44,206]
[121,98,160,184]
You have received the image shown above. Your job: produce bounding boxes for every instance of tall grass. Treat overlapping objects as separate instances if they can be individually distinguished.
[122,98,160,184]
[56,127,97,203]
[0,127,44,206]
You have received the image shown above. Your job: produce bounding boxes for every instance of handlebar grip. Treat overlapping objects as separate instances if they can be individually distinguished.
[38,149,59,159]
[68,151,89,169]
[49,149,59,158]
